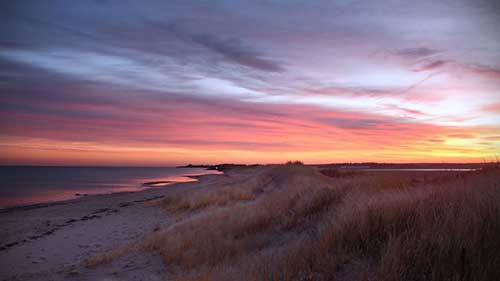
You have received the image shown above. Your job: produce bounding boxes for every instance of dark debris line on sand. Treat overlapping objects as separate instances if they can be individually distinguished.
[0,195,164,252]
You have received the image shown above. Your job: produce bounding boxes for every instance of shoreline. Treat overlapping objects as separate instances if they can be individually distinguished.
[0,163,483,212]
[0,170,228,280]
[0,169,221,212]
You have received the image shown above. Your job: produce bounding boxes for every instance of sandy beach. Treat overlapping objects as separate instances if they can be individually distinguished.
[0,171,226,281]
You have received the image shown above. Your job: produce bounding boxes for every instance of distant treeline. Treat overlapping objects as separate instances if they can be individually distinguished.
[315,162,500,169]
[177,163,261,171]
[178,161,499,171]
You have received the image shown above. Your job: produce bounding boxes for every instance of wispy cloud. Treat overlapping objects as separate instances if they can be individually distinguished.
[318,117,392,130]
[166,23,284,72]
[465,64,500,80]
[482,102,500,113]
[413,60,447,72]
[1,0,499,164]
[395,47,439,59]
[191,33,283,72]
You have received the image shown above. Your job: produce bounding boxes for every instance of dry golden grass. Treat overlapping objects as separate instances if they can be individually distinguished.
[245,167,500,281]
[86,163,500,280]
[83,242,140,268]
[144,163,343,277]
[158,167,268,212]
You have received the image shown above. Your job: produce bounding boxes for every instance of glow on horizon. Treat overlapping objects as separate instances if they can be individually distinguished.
[0,1,499,165]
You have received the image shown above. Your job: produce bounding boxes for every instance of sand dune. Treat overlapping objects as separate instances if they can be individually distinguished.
[1,163,499,280]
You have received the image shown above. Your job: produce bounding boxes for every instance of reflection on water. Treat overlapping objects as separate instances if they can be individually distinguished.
[0,166,221,208]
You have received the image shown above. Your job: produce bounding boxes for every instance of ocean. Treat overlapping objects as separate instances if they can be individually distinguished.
[0,166,221,208]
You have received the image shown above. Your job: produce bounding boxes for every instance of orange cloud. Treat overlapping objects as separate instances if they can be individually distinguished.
[2,100,497,165]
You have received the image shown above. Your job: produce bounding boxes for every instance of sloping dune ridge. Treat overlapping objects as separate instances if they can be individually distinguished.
[89,163,500,281]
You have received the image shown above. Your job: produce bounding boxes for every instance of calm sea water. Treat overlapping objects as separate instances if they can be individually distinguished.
[0,166,221,208]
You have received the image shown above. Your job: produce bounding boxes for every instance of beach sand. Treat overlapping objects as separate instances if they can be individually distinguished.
[0,172,226,281]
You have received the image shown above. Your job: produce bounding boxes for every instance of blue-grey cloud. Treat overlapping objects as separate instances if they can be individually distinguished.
[191,33,283,72]
[414,60,447,72]
[162,22,283,72]
[319,117,392,130]
[395,47,439,58]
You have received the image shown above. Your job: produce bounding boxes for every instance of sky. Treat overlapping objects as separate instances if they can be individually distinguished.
[1,0,499,166]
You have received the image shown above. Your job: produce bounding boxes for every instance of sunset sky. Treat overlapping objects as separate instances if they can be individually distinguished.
[1,0,499,166]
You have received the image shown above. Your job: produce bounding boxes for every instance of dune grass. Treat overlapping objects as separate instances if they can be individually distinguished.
[144,163,343,275]
[83,242,140,268]
[86,162,500,280]
[245,166,500,281]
